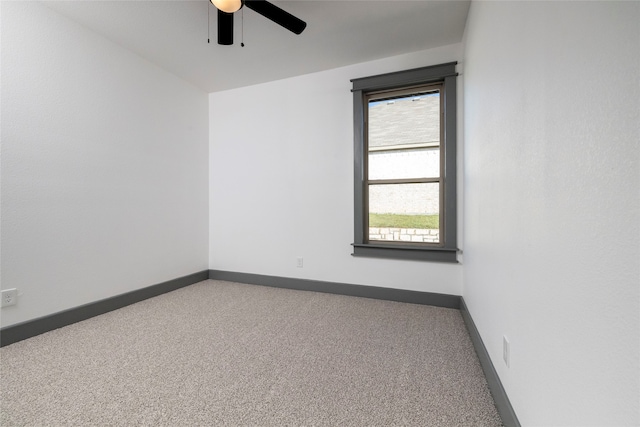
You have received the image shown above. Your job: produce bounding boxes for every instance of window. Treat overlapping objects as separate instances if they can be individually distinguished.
[351,62,458,262]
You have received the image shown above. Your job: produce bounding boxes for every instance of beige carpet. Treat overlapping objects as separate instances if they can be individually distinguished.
[1,280,502,426]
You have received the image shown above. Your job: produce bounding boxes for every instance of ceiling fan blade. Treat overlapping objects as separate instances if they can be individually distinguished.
[244,0,306,35]
[218,9,234,45]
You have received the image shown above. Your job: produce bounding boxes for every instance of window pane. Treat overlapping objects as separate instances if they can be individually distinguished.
[368,147,440,180]
[368,91,440,151]
[368,183,440,243]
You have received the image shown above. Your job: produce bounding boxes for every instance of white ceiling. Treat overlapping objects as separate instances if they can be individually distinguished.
[43,0,470,92]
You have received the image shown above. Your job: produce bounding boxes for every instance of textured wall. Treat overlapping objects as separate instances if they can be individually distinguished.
[210,44,464,295]
[463,1,640,425]
[1,2,209,327]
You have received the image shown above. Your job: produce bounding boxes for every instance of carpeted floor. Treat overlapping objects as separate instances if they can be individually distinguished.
[0,280,502,426]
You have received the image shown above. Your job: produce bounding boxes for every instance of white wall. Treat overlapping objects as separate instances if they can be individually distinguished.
[0,2,209,327]
[210,44,463,295]
[463,2,639,426]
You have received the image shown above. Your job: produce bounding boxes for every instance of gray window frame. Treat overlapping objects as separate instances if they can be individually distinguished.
[351,62,458,263]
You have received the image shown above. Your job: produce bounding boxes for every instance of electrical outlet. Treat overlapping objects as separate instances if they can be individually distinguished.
[503,335,510,368]
[1,289,18,307]
[296,257,304,268]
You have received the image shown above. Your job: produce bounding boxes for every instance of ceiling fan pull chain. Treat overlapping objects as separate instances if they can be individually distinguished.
[207,1,211,43]
[241,7,245,47]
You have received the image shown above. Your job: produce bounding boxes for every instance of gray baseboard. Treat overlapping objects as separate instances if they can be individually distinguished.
[0,270,210,347]
[460,298,521,427]
[208,269,461,309]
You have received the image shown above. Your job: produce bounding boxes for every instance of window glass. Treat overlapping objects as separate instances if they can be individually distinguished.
[368,92,440,148]
[368,148,440,180]
[365,86,442,245]
[368,91,440,181]
[369,183,440,243]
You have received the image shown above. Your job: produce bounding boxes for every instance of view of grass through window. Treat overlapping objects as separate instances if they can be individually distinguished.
[369,213,439,229]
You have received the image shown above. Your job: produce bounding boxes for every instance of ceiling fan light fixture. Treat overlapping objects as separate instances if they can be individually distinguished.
[211,0,241,14]
[215,0,306,45]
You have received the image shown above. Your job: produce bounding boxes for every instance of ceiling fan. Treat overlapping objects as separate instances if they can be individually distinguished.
[210,0,307,45]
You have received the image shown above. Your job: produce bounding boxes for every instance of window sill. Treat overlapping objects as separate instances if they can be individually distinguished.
[351,243,459,263]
